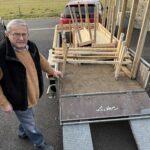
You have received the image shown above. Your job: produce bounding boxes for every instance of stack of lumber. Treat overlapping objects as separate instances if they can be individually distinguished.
[51,23,131,78]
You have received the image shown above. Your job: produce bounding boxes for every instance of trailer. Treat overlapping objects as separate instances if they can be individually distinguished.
[47,0,150,149]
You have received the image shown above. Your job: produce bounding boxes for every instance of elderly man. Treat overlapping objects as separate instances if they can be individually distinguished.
[0,19,62,150]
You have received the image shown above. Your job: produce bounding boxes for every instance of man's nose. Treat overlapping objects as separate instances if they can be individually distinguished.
[18,35,24,40]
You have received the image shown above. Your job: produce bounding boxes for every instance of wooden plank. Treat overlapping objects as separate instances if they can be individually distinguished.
[85,3,92,39]
[115,42,127,79]
[92,42,117,48]
[54,55,118,59]
[68,5,75,25]
[125,0,139,47]
[48,49,55,66]
[79,28,91,43]
[98,23,118,42]
[54,50,117,55]
[72,7,82,43]
[110,5,117,43]
[114,33,124,68]
[102,0,107,26]
[62,33,69,74]
[55,47,117,51]
[53,58,132,64]
[94,5,97,43]
[78,40,93,47]
[117,0,127,39]
[78,2,83,27]
[106,0,112,30]
[121,66,132,78]
[52,25,58,49]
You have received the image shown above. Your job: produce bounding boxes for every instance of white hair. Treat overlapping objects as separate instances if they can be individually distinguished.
[6,19,28,32]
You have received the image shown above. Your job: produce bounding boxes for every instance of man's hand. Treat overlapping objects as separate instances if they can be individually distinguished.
[3,104,13,113]
[48,70,63,78]
[53,70,63,78]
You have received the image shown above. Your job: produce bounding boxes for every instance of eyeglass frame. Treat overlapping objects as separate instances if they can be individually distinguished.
[9,32,29,38]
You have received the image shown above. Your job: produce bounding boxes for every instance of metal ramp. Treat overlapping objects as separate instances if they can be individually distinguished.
[63,124,94,150]
[130,118,150,150]
[60,91,150,124]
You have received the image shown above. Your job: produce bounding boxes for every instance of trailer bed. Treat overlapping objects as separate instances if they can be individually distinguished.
[58,64,150,124]
[60,64,143,95]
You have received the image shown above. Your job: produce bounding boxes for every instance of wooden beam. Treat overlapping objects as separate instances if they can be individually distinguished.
[114,33,124,68]
[94,5,97,43]
[68,5,75,25]
[121,66,132,78]
[102,0,107,26]
[117,0,127,39]
[92,42,117,48]
[52,25,58,49]
[54,47,117,51]
[85,3,92,39]
[110,5,117,43]
[125,0,139,48]
[78,2,83,27]
[115,41,127,79]
[55,55,117,58]
[53,58,132,64]
[72,7,82,43]
[62,32,69,74]
[116,33,124,53]
[131,0,150,79]
[106,0,112,30]
[78,40,92,47]
[98,23,118,42]
[54,50,117,55]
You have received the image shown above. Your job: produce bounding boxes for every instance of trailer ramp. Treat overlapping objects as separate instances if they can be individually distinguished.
[60,91,150,124]
[130,118,150,150]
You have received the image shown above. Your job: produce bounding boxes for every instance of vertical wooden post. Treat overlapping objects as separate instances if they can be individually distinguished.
[102,0,107,26]
[106,0,112,30]
[114,33,124,68]
[115,41,127,80]
[72,7,82,43]
[78,2,83,28]
[85,3,92,40]
[117,0,127,39]
[114,0,120,30]
[117,33,124,54]
[69,20,72,45]
[131,0,150,79]
[125,0,139,48]
[94,5,97,43]
[68,5,75,25]
[110,5,116,43]
[62,32,69,74]
[52,25,58,49]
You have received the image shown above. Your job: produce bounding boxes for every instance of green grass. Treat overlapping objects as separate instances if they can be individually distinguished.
[0,0,131,19]
[0,0,68,19]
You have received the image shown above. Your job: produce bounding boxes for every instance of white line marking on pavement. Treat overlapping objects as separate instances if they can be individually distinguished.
[29,27,55,31]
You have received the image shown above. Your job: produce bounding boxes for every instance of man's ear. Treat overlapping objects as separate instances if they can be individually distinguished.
[5,31,8,37]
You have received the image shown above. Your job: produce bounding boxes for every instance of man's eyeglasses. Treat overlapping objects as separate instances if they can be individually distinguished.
[10,32,29,38]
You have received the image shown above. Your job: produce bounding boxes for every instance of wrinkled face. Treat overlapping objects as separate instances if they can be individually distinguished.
[6,25,28,50]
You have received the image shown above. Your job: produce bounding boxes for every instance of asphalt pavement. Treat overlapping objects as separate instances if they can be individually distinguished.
[0,18,150,150]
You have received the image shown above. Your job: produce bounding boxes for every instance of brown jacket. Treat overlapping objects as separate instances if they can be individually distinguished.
[0,50,54,110]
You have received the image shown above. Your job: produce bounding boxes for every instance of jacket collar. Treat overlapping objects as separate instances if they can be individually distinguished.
[5,38,36,61]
